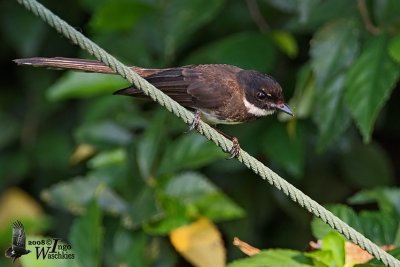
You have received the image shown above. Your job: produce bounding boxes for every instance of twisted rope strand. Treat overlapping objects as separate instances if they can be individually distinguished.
[16,0,400,266]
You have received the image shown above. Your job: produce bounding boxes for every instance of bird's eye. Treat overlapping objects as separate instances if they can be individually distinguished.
[256,91,267,100]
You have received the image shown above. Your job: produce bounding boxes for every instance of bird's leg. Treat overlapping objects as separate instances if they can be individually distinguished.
[188,110,202,131]
[213,128,241,159]
[186,110,241,158]
[229,137,241,159]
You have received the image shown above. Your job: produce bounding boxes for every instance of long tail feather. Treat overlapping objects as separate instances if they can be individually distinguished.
[13,57,162,77]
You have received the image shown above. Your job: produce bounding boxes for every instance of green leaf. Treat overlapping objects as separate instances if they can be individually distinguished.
[79,96,139,125]
[311,203,400,246]
[311,205,360,240]
[272,31,298,58]
[41,177,128,215]
[95,184,129,215]
[70,201,103,267]
[358,211,399,246]
[41,177,99,214]
[90,0,154,32]
[47,72,128,100]
[321,231,345,267]
[345,35,400,142]
[339,142,394,188]
[373,0,400,29]
[143,197,189,235]
[310,18,359,89]
[304,250,332,267]
[227,249,313,267]
[285,0,358,31]
[313,74,351,151]
[287,64,316,119]
[296,0,322,24]
[164,172,245,221]
[184,32,277,72]
[88,148,127,168]
[76,120,133,148]
[128,187,164,228]
[158,134,226,175]
[113,229,149,266]
[163,0,225,59]
[309,19,360,149]
[388,35,400,63]
[194,193,245,222]
[164,172,219,202]
[262,122,305,178]
[349,188,400,218]
[136,111,167,179]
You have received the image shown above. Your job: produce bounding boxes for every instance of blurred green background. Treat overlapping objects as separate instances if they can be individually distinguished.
[1,0,400,266]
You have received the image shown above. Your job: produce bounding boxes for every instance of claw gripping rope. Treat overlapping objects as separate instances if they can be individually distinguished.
[15,0,400,266]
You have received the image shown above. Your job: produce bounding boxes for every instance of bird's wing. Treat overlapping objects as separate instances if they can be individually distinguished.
[146,67,196,107]
[12,221,26,249]
[113,67,194,106]
[114,65,239,109]
[184,66,238,109]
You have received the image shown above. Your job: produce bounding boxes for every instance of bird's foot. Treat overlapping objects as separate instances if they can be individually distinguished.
[228,137,241,159]
[186,111,240,159]
[187,110,202,132]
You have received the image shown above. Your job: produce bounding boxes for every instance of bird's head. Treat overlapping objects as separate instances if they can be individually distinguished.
[238,70,293,117]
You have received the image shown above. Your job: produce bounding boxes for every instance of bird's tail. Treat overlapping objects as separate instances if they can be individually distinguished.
[13,57,162,77]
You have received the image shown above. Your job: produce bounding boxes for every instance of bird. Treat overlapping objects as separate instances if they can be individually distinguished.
[5,221,31,262]
[14,57,293,158]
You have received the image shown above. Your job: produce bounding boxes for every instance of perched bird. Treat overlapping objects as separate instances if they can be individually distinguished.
[14,57,293,157]
[5,221,31,262]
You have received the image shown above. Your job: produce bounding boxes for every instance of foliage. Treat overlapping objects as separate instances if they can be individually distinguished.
[1,0,400,266]
[231,189,400,266]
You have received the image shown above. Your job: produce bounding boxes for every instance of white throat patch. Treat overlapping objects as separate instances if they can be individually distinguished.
[243,97,275,116]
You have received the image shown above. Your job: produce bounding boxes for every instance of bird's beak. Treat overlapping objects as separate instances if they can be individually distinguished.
[277,103,293,116]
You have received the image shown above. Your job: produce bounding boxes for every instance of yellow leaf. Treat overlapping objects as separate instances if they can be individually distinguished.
[170,217,225,267]
[70,144,96,165]
[0,187,43,228]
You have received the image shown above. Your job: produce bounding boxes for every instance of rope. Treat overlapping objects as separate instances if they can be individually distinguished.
[15,0,400,266]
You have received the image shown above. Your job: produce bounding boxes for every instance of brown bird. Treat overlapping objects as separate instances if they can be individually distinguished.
[14,57,293,158]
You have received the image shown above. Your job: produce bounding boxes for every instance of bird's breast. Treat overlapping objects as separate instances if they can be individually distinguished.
[200,110,243,125]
